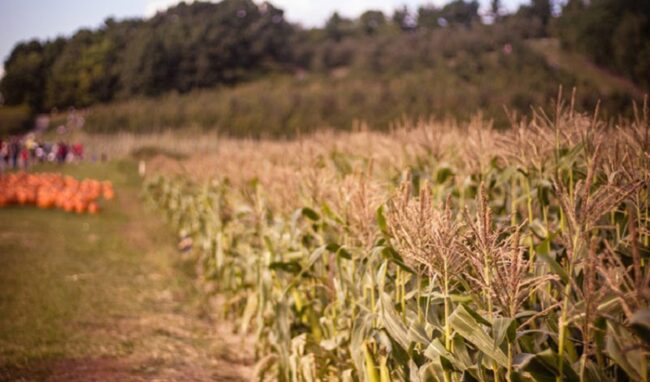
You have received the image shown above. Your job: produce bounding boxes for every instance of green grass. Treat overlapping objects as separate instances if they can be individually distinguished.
[0,161,196,367]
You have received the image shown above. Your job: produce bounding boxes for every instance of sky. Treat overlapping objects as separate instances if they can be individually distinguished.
[0,0,526,77]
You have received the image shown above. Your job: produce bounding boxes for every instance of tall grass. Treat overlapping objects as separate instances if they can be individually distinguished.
[144,96,649,381]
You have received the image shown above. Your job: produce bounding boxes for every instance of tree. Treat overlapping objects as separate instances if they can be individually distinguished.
[439,0,480,27]
[417,1,479,29]
[359,10,386,35]
[45,29,119,108]
[491,0,501,20]
[392,6,416,31]
[0,41,45,109]
[531,0,552,27]
[417,5,441,29]
[325,12,354,41]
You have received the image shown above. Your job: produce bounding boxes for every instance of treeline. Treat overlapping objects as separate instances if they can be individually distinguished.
[1,0,292,111]
[1,0,554,112]
[0,0,648,129]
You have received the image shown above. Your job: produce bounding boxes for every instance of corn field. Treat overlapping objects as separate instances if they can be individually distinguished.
[144,96,650,382]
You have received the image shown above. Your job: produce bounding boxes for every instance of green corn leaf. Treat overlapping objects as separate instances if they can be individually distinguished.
[420,360,445,382]
[376,205,389,236]
[320,201,345,225]
[351,313,374,380]
[379,355,391,382]
[376,261,410,350]
[301,207,320,221]
[380,246,415,273]
[629,308,650,347]
[240,293,258,334]
[583,361,612,382]
[452,336,474,372]
[378,291,410,351]
[424,338,468,372]
[429,292,473,304]
[513,349,579,382]
[528,219,548,239]
[460,304,492,327]
[448,305,508,367]
[269,260,302,274]
[492,317,516,347]
[436,166,455,184]
[536,249,569,284]
[606,321,644,380]
[326,242,352,260]
[281,246,328,296]
[407,321,430,346]
[364,342,381,382]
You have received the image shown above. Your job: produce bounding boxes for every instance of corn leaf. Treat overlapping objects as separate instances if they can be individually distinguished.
[629,308,650,347]
[448,305,508,367]
[513,349,579,382]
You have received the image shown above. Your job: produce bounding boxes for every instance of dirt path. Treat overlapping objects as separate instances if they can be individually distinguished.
[0,162,253,381]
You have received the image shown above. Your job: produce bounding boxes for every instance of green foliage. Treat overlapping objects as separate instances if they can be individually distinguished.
[0,105,33,135]
[1,0,294,111]
[46,29,118,108]
[0,39,64,110]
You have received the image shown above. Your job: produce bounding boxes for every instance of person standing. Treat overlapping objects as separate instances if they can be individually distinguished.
[10,137,20,170]
[0,139,6,174]
[57,142,68,164]
[20,144,29,170]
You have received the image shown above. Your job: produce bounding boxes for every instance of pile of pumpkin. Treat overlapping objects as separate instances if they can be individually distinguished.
[0,172,114,214]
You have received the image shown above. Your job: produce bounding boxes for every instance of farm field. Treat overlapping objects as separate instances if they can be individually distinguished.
[135,100,648,381]
[0,98,649,381]
[0,161,252,381]
[1,0,649,381]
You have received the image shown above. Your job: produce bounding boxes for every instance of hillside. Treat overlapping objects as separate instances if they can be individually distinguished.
[79,37,643,137]
[1,0,648,136]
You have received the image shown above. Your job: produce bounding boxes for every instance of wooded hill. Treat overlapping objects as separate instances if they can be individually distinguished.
[1,0,648,135]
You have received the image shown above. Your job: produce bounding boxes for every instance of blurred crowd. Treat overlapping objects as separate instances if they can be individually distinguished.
[0,134,84,173]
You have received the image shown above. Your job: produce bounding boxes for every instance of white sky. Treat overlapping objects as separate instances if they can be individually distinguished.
[146,0,526,25]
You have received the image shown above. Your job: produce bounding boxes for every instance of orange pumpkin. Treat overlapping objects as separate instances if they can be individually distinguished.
[87,202,99,214]
[0,172,114,214]
[103,188,115,200]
